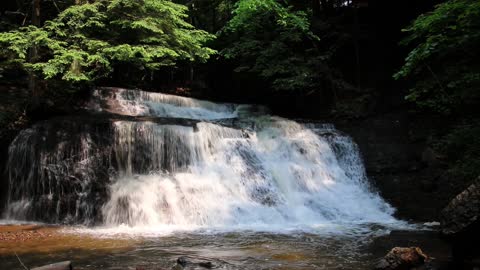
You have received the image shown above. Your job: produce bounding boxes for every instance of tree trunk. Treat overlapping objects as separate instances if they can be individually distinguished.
[313,0,321,17]
[212,2,217,32]
[320,0,332,17]
[29,0,41,105]
[190,65,194,82]
[353,7,361,88]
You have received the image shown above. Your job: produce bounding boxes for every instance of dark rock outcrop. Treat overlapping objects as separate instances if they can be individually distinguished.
[440,177,480,268]
[374,247,429,270]
[441,177,480,235]
[334,113,470,221]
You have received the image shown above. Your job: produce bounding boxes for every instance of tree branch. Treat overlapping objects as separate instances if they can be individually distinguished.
[14,252,30,270]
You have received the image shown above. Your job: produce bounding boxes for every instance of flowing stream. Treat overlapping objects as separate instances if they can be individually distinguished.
[0,87,407,269]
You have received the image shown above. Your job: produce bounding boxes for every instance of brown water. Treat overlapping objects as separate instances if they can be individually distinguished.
[0,224,401,270]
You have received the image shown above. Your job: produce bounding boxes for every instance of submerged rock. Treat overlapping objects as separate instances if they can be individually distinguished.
[374,247,429,270]
[31,261,73,270]
[175,256,214,269]
[198,262,213,268]
[176,256,188,267]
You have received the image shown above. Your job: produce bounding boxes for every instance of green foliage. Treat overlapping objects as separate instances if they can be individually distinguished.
[226,0,312,34]
[0,0,216,83]
[434,122,480,182]
[395,0,480,113]
[221,0,340,93]
[181,0,236,33]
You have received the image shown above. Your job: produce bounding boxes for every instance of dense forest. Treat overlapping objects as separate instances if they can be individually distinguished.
[0,0,480,268]
[1,0,479,199]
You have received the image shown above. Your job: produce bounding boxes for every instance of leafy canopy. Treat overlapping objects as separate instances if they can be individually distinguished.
[395,0,480,113]
[0,0,216,82]
[221,0,339,93]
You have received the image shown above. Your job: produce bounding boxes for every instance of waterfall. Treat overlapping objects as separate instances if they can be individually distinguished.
[2,87,397,229]
[88,87,238,120]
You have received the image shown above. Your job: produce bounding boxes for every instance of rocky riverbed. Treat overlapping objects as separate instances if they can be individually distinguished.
[0,224,137,256]
[0,222,455,270]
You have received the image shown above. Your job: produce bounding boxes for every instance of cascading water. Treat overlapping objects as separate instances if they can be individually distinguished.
[89,87,238,120]
[2,87,399,231]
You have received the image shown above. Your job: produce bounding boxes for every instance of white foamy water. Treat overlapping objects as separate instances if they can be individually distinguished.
[98,118,398,232]
[89,87,239,120]
[3,88,406,235]
[0,219,42,225]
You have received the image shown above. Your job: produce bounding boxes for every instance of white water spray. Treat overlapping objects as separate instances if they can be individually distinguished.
[101,118,396,229]
[3,87,400,232]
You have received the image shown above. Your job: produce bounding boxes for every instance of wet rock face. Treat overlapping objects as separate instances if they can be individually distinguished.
[333,113,472,222]
[440,177,480,268]
[441,177,480,235]
[374,247,429,270]
[3,119,115,225]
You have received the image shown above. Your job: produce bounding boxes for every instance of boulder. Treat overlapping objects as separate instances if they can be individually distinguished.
[440,177,480,268]
[31,261,73,270]
[176,256,188,267]
[441,177,480,235]
[175,256,214,269]
[198,262,213,268]
[375,247,429,270]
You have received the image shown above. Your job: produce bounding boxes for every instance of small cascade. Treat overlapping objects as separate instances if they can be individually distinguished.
[2,87,397,230]
[4,121,114,224]
[89,87,238,120]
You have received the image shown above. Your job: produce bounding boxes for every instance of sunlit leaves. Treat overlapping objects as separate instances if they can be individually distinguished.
[0,0,216,82]
[395,0,480,113]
